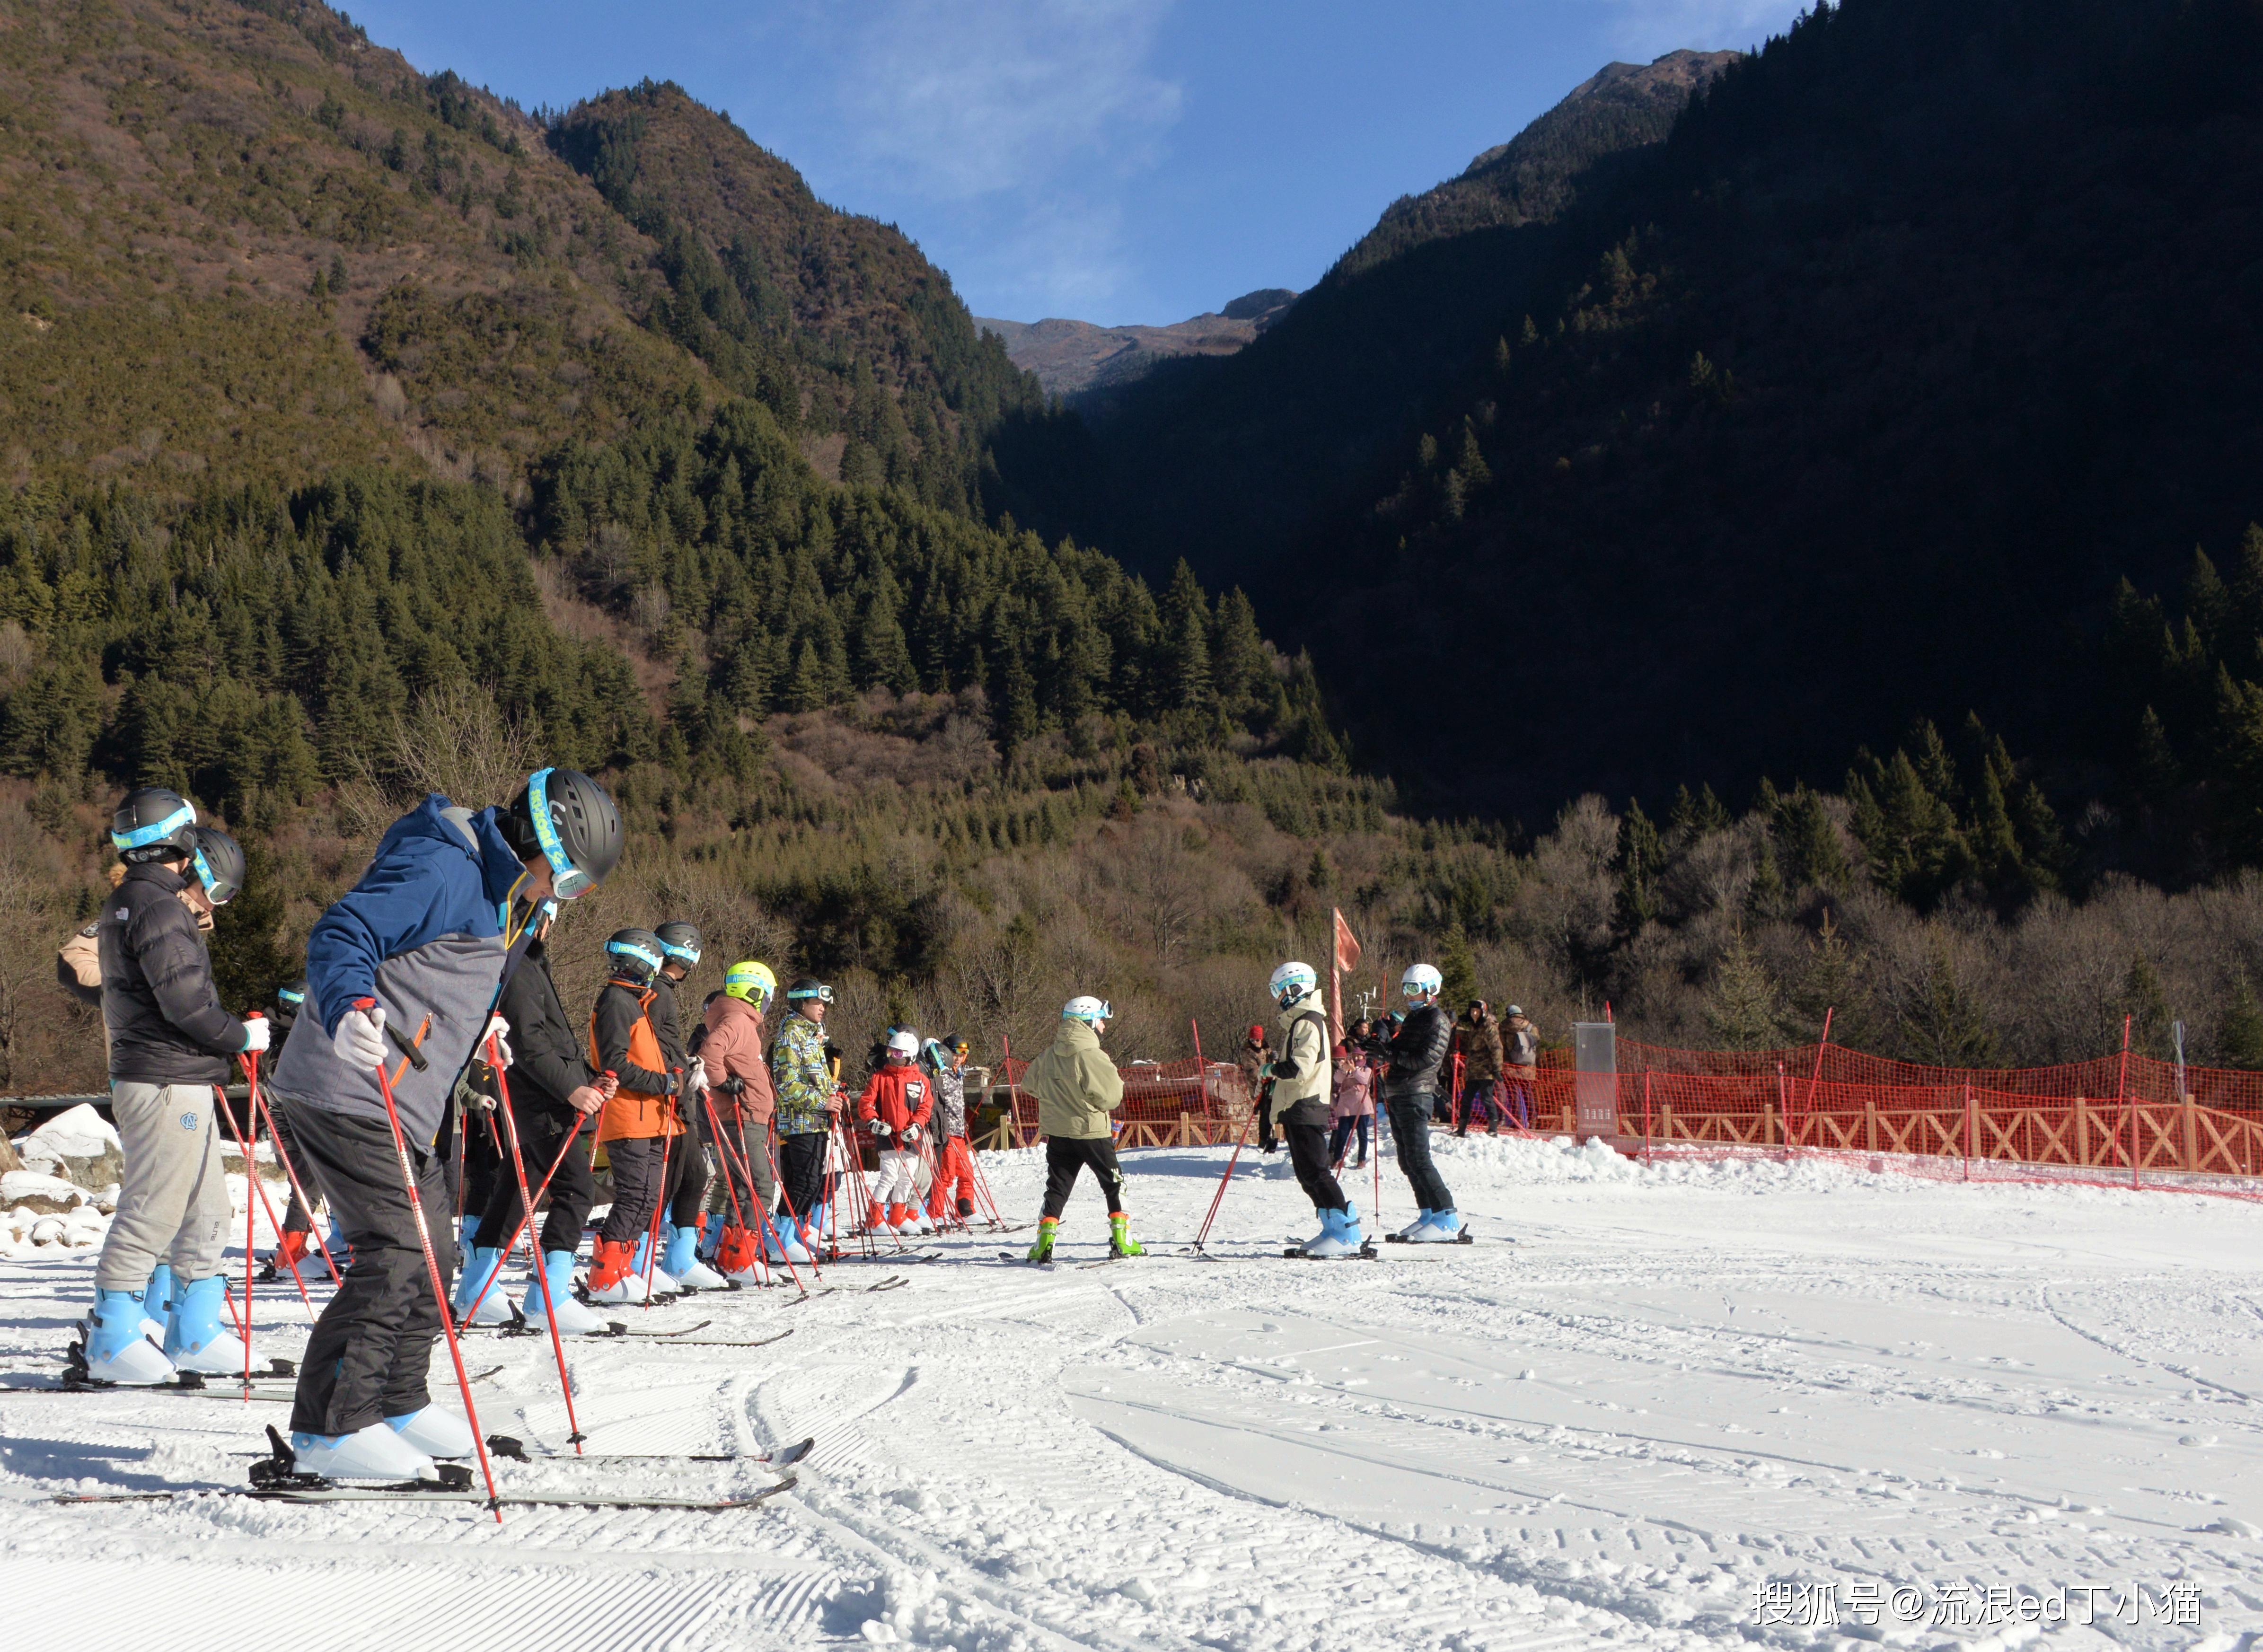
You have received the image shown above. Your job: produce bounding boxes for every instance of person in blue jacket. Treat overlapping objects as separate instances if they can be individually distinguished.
[266,767,621,1481]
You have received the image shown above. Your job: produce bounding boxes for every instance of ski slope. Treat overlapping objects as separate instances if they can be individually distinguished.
[4,1133,2262,1651]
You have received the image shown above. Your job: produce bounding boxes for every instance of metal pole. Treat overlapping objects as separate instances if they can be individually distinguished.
[2119,1013,2135,1189]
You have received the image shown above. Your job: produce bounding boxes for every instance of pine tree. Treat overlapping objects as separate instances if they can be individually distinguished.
[1895,938,1998,1066]
[1777,783,1849,889]
[1786,907,1868,1045]
[1439,921,1479,1011]
[1614,799,1663,930]
[2120,951,2174,1058]
[1705,928,1784,1051]
[2219,966,2263,1070]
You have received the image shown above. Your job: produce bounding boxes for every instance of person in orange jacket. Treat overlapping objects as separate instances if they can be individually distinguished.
[855,1028,933,1235]
[585,929,685,1301]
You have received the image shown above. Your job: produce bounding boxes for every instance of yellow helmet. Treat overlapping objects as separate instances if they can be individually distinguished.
[724,960,776,1007]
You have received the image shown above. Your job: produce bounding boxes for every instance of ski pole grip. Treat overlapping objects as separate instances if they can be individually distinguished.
[354,997,376,1011]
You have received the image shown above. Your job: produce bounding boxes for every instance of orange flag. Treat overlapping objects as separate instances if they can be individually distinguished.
[1332,907,1362,974]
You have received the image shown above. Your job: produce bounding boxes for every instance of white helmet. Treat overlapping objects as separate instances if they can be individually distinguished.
[887,1028,919,1057]
[1063,995,1112,1026]
[1401,963,1443,1001]
[1268,961,1318,1010]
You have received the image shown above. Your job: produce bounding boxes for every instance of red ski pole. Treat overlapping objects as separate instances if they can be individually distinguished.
[354,999,503,1520]
[217,1046,320,1314]
[760,1116,825,1284]
[641,1118,675,1309]
[703,1090,810,1296]
[459,1119,585,1325]
[486,1033,584,1454]
[1192,1095,1259,1253]
[248,1078,341,1288]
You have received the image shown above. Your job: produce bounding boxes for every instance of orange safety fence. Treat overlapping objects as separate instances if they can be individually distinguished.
[977,1030,2263,1195]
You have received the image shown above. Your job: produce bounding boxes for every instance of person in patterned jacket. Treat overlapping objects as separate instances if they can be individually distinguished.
[923,1035,978,1227]
[770,977,841,1255]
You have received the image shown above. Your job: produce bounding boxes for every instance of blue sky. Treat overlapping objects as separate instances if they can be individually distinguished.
[344,0,1805,325]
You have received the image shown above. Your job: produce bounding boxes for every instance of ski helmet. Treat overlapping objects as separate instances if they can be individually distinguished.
[1401,963,1443,1002]
[887,1028,919,1060]
[188,826,245,905]
[920,1037,950,1071]
[506,768,623,901]
[655,920,703,969]
[111,786,197,864]
[1268,960,1318,1010]
[724,960,776,1007]
[785,976,833,1004]
[604,927,664,986]
[1062,995,1112,1027]
[277,980,307,1014]
[1505,1004,1523,1018]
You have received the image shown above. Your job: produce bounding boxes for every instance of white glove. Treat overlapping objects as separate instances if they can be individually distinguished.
[868,1118,890,1138]
[239,1018,272,1054]
[902,1125,921,1145]
[688,1057,709,1093]
[482,1013,513,1069]
[334,1005,387,1069]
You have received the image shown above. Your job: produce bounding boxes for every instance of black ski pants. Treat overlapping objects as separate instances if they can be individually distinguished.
[282,1100,455,1437]
[268,1100,314,1236]
[598,1134,672,1246]
[475,1109,593,1257]
[665,1100,711,1229]
[1284,1119,1349,1213]
[778,1131,828,1223]
[458,1104,506,1228]
[1041,1136,1128,1221]
[1385,1093,1455,1213]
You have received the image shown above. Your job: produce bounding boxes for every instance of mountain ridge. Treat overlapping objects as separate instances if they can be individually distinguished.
[975,288,1297,398]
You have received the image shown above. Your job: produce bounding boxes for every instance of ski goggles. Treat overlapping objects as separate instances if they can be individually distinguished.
[787,982,834,1003]
[190,844,237,904]
[525,768,595,900]
[660,937,702,967]
[110,801,195,852]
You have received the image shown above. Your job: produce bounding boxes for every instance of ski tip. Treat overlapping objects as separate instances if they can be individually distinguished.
[486,1433,529,1462]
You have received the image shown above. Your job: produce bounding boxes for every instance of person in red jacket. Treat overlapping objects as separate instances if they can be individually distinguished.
[855,1028,933,1234]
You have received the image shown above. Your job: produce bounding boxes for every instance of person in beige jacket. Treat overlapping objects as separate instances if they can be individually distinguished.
[1022,995,1138,1262]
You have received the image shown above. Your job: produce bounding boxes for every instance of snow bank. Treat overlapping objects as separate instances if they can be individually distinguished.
[19,1103,119,1161]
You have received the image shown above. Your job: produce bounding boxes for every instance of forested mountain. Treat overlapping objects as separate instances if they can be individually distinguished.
[998,0,2263,872]
[987,48,1732,599]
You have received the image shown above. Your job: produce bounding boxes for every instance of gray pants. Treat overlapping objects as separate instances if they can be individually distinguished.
[705,1115,777,1222]
[97,1081,230,1292]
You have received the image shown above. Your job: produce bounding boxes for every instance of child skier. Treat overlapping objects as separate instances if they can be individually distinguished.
[648,920,722,1288]
[923,1036,978,1227]
[586,929,687,1301]
[1380,963,1464,1241]
[1267,961,1365,1257]
[698,961,796,1270]
[857,1029,933,1234]
[772,977,841,1257]
[1024,996,1138,1262]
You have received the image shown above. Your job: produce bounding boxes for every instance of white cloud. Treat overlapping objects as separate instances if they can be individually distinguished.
[828,0,1182,201]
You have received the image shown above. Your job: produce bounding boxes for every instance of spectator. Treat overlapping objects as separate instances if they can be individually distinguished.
[1235,1023,1278,1152]
[1502,1005,1541,1129]
[1329,1041,1374,1170]
[1453,1000,1503,1137]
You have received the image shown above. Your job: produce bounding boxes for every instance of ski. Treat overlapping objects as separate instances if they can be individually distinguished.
[476,1317,715,1341]
[53,1475,799,1512]
[1382,1230,1479,1246]
[785,1276,904,1301]
[999,1250,1054,1269]
[1279,1241,1381,1261]
[486,1433,816,1467]
[657,1328,797,1348]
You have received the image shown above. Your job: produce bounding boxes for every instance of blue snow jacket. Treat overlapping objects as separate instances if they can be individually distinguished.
[268,795,529,1148]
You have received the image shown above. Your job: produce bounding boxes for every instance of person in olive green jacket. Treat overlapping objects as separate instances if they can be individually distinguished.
[1023,995,1139,1262]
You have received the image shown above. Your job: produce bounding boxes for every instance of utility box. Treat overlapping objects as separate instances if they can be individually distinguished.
[1572,1022,1617,1143]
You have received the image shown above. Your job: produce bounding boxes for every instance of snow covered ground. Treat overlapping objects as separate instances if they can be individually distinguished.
[6,1131,2263,1652]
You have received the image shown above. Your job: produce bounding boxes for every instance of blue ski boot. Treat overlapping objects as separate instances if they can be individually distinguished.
[162,1275,239,1374]
[453,1246,514,1324]
[85,1287,173,1384]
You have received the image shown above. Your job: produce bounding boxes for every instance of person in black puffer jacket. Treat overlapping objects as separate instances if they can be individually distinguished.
[1379,963,1463,1242]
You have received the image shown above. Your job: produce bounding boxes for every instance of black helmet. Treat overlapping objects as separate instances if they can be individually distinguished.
[785,976,832,1004]
[655,921,703,969]
[277,979,307,1014]
[111,787,197,864]
[505,768,623,900]
[188,826,245,904]
[604,927,664,986]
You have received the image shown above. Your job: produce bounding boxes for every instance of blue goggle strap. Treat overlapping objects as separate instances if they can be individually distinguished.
[111,802,195,851]
[525,768,590,899]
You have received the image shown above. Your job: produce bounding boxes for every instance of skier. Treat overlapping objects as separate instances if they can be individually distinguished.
[922,1036,978,1228]
[697,960,794,1271]
[1380,963,1464,1241]
[451,900,609,1334]
[772,977,842,1258]
[268,766,621,1479]
[258,979,322,1283]
[856,1029,933,1234]
[1024,996,1139,1262]
[83,793,264,1385]
[1502,1005,1541,1129]
[649,920,723,1289]
[1267,962,1365,1257]
[586,928,687,1301]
